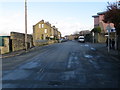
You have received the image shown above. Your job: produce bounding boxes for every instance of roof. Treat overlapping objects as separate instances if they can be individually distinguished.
[92,15,99,18]
[97,11,106,15]
[34,20,45,26]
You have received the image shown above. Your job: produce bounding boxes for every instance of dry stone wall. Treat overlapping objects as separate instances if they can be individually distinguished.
[10,32,33,52]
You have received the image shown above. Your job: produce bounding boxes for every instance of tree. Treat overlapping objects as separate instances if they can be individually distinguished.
[103,1,120,35]
[91,26,101,33]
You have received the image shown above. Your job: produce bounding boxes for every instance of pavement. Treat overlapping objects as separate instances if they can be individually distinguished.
[0,45,48,59]
[91,43,120,61]
[2,41,120,88]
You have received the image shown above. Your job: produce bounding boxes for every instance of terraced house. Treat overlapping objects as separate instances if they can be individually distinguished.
[33,20,61,46]
[51,26,61,40]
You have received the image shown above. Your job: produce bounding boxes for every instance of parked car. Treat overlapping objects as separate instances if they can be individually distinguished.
[78,36,85,43]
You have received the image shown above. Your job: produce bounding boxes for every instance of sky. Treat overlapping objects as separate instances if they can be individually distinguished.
[0,0,116,36]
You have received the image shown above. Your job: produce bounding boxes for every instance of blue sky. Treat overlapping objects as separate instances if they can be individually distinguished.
[0,1,115,36]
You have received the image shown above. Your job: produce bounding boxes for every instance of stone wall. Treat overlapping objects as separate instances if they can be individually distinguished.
[98,33,106,43]
[35,40,58,46]
[10,32,33,52]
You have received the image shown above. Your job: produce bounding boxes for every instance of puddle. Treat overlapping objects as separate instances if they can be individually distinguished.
[74,57,78,60]
[84,55,93,58]
[84,44,89,47]
[91,47,96,51]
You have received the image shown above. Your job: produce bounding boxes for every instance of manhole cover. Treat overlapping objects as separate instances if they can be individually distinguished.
[48,81,63,86]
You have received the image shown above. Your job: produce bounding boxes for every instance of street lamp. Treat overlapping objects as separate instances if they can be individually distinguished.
[25,0,28,51]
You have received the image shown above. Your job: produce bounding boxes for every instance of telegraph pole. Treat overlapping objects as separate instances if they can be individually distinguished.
[92,32,94,43]
[25,0,28,51]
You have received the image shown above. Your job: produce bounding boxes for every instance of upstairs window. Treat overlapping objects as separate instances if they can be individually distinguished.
[42,24,44,28]
[39,24,41,28]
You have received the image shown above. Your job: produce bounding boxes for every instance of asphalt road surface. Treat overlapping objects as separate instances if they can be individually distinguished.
[2,41,120,88]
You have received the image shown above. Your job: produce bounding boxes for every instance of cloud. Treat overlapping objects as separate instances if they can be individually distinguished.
[50,17,93,36]
[0,11,33,36]
[0,12,93,37]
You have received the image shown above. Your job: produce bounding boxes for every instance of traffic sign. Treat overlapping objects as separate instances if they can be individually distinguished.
[106,24,112,31]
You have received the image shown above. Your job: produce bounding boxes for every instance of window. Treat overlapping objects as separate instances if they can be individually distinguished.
[42,24,44,28]
[45,29,47,33]
[39,24,41,28]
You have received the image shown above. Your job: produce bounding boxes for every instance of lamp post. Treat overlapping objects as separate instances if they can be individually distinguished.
[106,23,111,53]
[25,0,28,51]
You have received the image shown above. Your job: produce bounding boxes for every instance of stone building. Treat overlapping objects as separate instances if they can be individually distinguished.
[33,20,52,46]
[0,36,11,54]
[57,31,61,40]
[33,20,52,41]
[10,32,33,52]
[33,20,61,46]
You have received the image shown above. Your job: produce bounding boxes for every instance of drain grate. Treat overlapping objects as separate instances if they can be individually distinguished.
[48,81,63,86]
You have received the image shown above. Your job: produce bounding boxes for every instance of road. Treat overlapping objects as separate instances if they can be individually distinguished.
[2,41,120,88]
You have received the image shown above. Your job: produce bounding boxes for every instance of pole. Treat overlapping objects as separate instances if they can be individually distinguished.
[92,32,94,43]
[115,32,117,50]
[108,29,110,53]
[106,23,111,53]
[25,0,27,51]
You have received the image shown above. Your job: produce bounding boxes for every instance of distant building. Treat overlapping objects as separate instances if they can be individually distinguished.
[79,30,90,35]
[51,26,61,40]
[65,34,78,40]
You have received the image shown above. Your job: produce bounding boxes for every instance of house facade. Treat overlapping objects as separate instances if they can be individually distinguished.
[33,20,61,46]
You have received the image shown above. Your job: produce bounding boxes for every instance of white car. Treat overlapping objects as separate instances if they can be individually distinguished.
[78,36,85,43]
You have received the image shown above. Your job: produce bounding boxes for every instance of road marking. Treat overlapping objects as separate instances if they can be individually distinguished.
[37,68,44,74]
